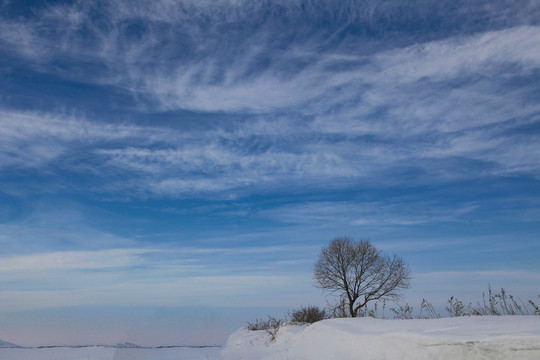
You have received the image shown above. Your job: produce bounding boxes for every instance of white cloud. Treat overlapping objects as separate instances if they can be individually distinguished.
[0,20,49,60]
[372,26,540,84]
[1,1,539,196]
[140,58,349,113]
[2,1,538,115]
[262,201,479,227]
[136,26,540,114]
[0,248,154,272]
[0,242,318,311]
[0,108,172,169]
[2,96,538,199]
[0,273,312,311]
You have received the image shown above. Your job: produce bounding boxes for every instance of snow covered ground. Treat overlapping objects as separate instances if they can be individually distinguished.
[222,316,540,360]
[0,346,221,360]
[2,316,538,359]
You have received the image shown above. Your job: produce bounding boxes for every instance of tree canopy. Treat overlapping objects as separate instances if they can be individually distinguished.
[314,236,412,317]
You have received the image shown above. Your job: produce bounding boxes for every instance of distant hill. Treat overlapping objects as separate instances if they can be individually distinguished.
[114,342,142,348]
[0,339,21,348]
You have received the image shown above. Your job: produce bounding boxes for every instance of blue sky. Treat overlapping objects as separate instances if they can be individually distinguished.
[0,0,539,346]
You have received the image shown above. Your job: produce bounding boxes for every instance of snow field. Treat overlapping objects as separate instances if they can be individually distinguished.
[0,346,221,360]
[222,316,540,360]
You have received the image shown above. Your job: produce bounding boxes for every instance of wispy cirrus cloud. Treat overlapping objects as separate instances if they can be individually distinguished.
[0,242,318,311]
[0,108,172,169]
[140,26,540,114]
[1,96,538,199]
[102,24,540,189]
[0,248,154,272]
[2,0,538,114]
[261,200,480,226]
[0,0,538,241]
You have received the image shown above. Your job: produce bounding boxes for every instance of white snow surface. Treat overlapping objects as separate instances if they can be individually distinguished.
[222,316,540,360]
[0,346,221,360]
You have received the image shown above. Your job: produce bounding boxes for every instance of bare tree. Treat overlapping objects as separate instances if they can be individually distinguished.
[289,305,327,323]
[314,236,412,318]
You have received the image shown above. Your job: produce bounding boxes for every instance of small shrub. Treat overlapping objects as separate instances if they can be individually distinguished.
[356,301,385,318]
[446,286,540,317]
[247,316,283,342]
[419,298,440,319]
[529,296,540,315]
[327,296,350,318]
[470,286,539,316]
[372,300,387,319]
[247,316,283,331]
[289,305,326,324]
[446,296,471,317]
[390,303,413,319]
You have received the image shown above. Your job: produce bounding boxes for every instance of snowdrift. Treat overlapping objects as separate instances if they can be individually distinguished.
[222,316,540,360]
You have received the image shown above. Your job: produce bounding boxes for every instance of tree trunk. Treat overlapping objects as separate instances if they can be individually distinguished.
[349,301,356,317]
